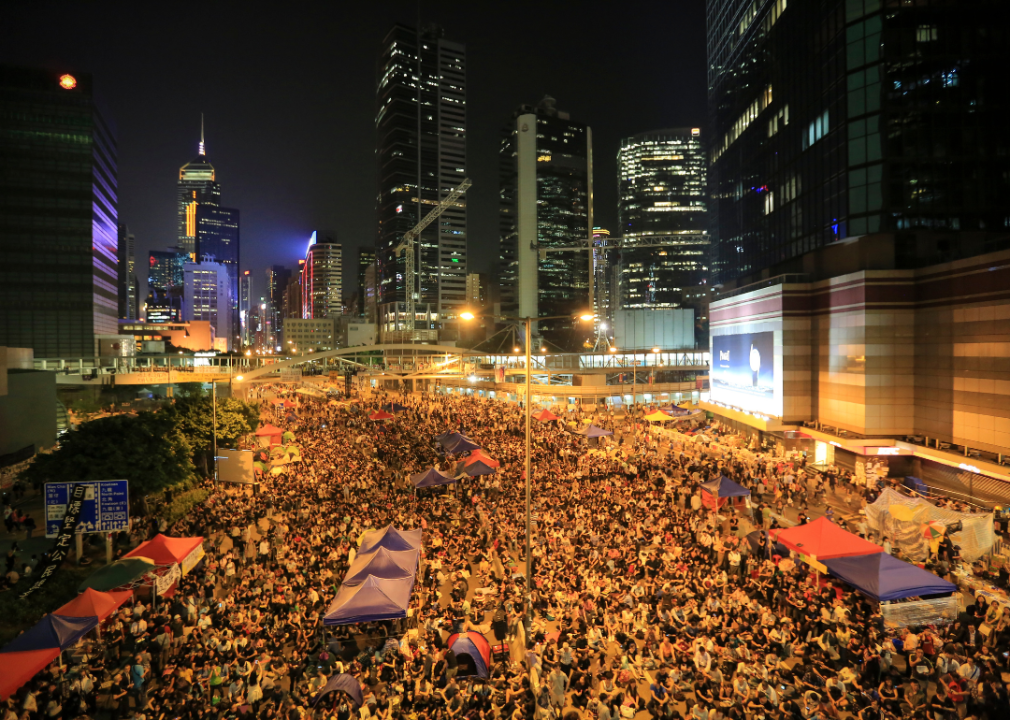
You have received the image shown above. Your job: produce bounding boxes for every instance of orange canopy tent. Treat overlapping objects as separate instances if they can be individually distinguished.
[369,410,394,421]
[124,534,204,573]
[255,424,285,446]
[55,588,133,621]
[532,409,559,422]
[769,516,883,560]
[464,449,500,468]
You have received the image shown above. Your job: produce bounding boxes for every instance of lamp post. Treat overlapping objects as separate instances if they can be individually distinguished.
[461,310,592,632]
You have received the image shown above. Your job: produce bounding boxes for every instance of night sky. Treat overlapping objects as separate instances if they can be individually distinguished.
[1,1,707,301]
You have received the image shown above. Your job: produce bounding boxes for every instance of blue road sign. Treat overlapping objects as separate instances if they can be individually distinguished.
[44,480,130,538]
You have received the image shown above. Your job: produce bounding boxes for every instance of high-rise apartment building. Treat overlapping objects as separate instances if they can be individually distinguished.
[616,129,709,310]
[183,261,231,351]
[301,232,343,320]
[499,96,591,350]
[375,23,468,333]
[0,66,119,356]
[117,224,139,320]
[176,120,221,257]
[707,0,1010,288]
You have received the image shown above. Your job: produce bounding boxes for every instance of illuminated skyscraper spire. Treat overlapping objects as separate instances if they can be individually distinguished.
[198,113,205,156]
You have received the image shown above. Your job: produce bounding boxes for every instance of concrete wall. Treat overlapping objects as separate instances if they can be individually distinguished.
[0,369,57,460]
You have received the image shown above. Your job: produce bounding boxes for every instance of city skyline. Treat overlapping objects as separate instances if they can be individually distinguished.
[0,2,707,305]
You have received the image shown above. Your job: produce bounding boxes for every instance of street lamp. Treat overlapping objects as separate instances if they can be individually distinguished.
[460,309,592,632]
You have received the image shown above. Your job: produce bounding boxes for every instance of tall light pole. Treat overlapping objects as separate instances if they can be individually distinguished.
[212,380,218,485]
[462,310,592,632]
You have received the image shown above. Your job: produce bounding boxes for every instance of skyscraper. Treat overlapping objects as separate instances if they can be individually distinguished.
[183,261,231,351]
[147,248,189,292]
[499,96,591,350]
[117,224,139,320]
[176,118,221,257]
[707,0,1010,288]
[356,248,375,317]
[239,270,253,347]
[375,23,467,334]
[301,232,343,320]
[616,128,709,312]
[195,204,239,345]
[0,65,118,357]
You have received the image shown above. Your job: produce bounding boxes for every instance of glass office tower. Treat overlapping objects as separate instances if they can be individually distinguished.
[499,96,591,351]
[195,204,239,346]
[707,0,1010,287]
[176,124,221,258]
[616,128,708,310]
[0,65,118,357]
[375,23,467,327]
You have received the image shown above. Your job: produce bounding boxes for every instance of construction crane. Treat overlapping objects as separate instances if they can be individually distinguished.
[394,177,472,331]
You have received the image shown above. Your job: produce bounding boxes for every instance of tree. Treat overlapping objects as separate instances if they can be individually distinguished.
[217,397,261,448]
[22,410,195,499]
[170,390,260,476]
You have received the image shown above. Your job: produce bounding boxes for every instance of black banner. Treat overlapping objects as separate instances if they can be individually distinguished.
[20,483,87,599]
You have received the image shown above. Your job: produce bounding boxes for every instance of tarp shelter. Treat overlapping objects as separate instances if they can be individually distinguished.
[532,409,559,423]
[56,588,133,621]
[443,435,482,454]
[344,547,419,585]
[78,557,156,592]
[310,673,364,708]
[744,530,790,559]
[572,425,613,438]
[904,476,928,496]
[661,406,692,416]
[359,525,423,554]
[644,410,674,422]
[464,449,500,468]
[461,460,497,477]
[382,402,408,413]
[0,614,99,700]
[770,516,884,560]
[255,424,284,447]
[447,632,492,678]
[411,467,457,489]
[322,574,415,625]
[369,410,394,421]
[822,552,957,602]
[700,476,751,510]
[124,534,204,575]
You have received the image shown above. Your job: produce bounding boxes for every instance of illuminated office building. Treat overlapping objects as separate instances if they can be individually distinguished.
[499,96,590,351]
[117,224,139,320]
[195,204,239,346]
[239,270,253,346]
[616,128,708,310]
[301,232,343,320]
[375,23,468,329]
[183,261,231,351]
[0,65,119,356]
[176,119,221,257]
[357,248,375,316]
[148,248,189,291]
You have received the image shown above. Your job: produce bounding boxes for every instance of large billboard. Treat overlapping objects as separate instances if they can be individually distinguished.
[711,332,776,414]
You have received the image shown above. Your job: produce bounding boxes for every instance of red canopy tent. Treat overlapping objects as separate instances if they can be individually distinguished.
[255,424,284,446]
[769,517,883,560]
[56,588,133,621]
[532,409,559,423]
[123,534,205,599]
[369,410,394,421]
[464,449,500,468]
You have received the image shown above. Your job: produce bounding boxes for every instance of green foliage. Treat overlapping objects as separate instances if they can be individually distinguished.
[21,410,195,496]
[69,395,102,414]
[217,397,261,448]
[0,567,87,644]
[163,487,210,525]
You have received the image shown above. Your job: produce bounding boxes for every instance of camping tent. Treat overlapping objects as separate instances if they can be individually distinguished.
[447,632,492,678]
[532,409,559,423]
[700,476,750,510]
[322,574,415,625]
[359,525,423,554]
[572,425,613,438]
[369,410,394,421]
[411,467,457,489]
[822,552,956,602]
[124,534,204,575]
[310,673,365,708]
[78,557,156,592]
[0,614,99,700]
[344,547,419,585]
[56,588,133,621]
[255,424,284,447]
[770,516,883,560]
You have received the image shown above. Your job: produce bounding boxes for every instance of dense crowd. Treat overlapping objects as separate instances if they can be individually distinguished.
[4,387,1010,720]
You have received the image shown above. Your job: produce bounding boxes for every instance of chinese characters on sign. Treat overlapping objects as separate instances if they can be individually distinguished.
[44,480,130,538]
[21,483,88,599]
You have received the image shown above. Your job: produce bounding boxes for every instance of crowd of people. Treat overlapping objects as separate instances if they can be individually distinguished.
[4,385,1010,720]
